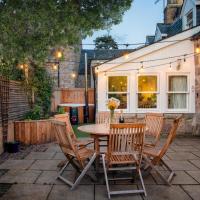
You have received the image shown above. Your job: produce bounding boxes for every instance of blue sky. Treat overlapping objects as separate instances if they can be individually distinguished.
[83,0,163,49]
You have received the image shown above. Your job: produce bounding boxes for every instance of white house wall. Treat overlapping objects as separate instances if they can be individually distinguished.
[182,0,196,29]
[97,28,199,113]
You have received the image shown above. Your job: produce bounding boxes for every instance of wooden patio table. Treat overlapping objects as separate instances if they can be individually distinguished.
[78,124,109,157]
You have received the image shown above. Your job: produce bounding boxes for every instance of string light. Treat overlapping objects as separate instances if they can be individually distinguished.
[71,72,76,78]
[124,53,129,59]
[169,62,172,70]
[52,64,58,70]
[196,44,200,54]
[55,49,63,59]
[95,67,99,73]
[183,54,186,62]
[104,72,107,77]
[140,62,144,71]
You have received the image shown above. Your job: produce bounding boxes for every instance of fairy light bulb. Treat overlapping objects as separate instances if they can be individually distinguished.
[71,72,76,78]
[95,67,99,73]
[124,53,129,59]
[140,62,144,72]
[169,63,172,70]
[196,44,200,54]
[52,64,58,70]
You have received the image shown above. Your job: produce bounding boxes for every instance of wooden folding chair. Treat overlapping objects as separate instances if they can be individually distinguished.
[102,123,147,199]
[54,113,93,147]
[143,115,182,185]
[52,120,96,190]
[145,113,164,147]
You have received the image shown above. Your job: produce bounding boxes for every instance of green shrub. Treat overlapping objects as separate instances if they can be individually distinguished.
[57,106,65,114]
[25,105,41,120]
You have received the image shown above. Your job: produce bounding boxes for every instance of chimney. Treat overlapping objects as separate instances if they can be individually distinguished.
[164,0,183,24]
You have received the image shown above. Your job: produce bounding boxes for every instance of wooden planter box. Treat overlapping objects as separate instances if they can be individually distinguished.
[14,120,55,145]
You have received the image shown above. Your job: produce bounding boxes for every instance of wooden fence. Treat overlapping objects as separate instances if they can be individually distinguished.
[61,88,94,104]
[0,77,30,151]
[14,120,55,145]
[52,88,95,123]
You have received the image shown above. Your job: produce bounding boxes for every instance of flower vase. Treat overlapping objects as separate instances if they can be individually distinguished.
[110,109,115,124]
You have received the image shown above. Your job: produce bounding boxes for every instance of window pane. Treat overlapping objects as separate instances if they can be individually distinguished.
[168,94,187,109]
[138,93,157,109]
[108,94,127,109]
[108,76,127,92]
[168,76,187,92]
[138,76,157,92]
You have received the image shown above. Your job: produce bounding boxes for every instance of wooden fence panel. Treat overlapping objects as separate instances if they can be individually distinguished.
[61,88,94,104]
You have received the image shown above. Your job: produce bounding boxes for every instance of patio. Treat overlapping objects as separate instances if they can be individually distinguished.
[0,137,199,200]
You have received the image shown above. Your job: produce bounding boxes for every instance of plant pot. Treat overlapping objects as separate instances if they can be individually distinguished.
[4,141,20,153]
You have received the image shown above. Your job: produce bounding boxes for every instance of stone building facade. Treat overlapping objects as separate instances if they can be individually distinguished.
[46,46,81,89]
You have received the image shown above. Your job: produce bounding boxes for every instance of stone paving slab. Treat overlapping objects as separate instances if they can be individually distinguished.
[170,145,199,152]
[36,170,76,185]
[164,160,199,170]
[186,171,200,183]
[30,160,62,171]
[1,184,51,200]
[45,145,62,153]
[189,160,200,169]
[191,151,200,158]
[0,160,35,170]
[144,185,191,200]
[0,170,41,184]
[166,152,199,160]
[52,152,66,160]
[95,184,143,200]
[48,185,94,200]
[25,152,55,160]
[151,171,198,185]
[182,185,200,200]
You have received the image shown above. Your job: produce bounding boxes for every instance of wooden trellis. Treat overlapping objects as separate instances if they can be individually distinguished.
[0,76,9,143]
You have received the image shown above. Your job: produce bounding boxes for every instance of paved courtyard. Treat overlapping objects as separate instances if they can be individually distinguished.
[0,137,200,200]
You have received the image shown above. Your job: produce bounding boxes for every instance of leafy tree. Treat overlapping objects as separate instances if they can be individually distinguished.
[94,35,118,49]
[0,0,132,65]
[0,0,132,119]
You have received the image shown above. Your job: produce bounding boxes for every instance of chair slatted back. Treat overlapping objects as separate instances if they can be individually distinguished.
[154,116,182,164]
[52,120,83,167]
[108,123,145,164]
[96,111,120,124]
[145,113,164,144]
[54,113,77,141]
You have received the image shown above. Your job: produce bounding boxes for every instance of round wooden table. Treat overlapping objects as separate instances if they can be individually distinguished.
[78,124,109,155]
[78,124,110,169]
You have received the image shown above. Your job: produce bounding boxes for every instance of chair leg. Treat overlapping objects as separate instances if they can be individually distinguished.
[138,169,147,197]
[71,153,96,190]
[161,159,176,183]
[102,154,111,199]
[143,156,171,186]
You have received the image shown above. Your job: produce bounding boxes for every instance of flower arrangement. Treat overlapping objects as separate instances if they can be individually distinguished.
[107,97,120,111]
[107,97,120,122]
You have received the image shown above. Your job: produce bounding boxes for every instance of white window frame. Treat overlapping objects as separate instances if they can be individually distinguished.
[186,9,193,29]
[106,74,129,112]
[136,73,160,112]
[166,73,190,113]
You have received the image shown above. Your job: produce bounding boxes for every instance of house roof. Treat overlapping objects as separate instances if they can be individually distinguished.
[146,36,155,45]
[97,25,200,73]
[157,23,171,34]
[78,49,135,74]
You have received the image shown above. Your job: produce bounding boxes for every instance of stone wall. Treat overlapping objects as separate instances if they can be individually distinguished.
[164,0,183,24]
[46,46,81,89]
[76,74,91,88]
[194,39,200,135]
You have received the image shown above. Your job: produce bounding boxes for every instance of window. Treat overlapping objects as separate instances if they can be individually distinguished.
[167,75,188,109]
[108,76,128,109]
[186,10,193,28]
[137,75,158,109]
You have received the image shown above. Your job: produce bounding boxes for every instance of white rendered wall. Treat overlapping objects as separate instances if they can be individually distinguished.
[97,39,195,113]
